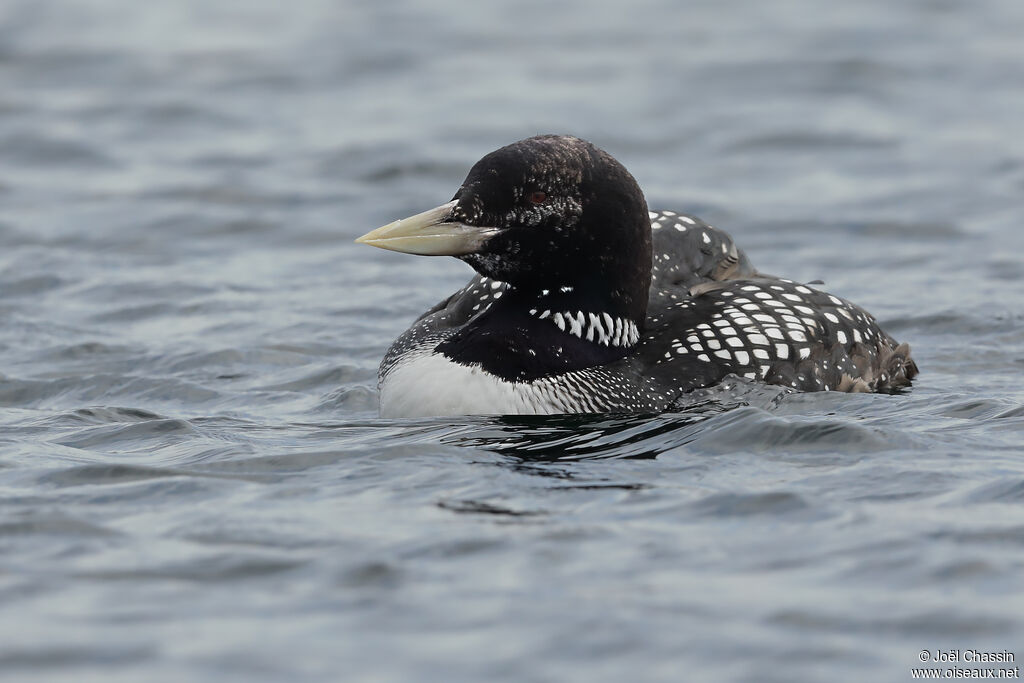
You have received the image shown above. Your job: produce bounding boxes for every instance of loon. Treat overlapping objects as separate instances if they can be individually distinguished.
[356,135,918,418]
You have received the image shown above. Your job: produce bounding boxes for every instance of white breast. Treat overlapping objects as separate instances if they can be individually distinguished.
[379,352,576,417]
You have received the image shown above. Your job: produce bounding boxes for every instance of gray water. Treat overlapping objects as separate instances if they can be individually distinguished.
[2,1,1024,681]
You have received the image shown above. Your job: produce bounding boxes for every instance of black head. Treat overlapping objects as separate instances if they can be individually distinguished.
[451,135,652,321]
[357,135,653,324]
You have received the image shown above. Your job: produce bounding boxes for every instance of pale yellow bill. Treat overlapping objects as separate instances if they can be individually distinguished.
[355,200,499,256]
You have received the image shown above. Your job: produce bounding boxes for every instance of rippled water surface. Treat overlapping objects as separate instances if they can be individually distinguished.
[2,1,1024,681]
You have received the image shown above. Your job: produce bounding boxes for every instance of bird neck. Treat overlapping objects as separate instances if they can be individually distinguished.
[434,282,639,382]
[507,283,643,347]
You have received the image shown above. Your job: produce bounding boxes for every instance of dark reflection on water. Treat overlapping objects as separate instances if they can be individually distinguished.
[450,406,728,462]
[451,412,702,461]
[2,0,1024,681]
[446,381,794,461]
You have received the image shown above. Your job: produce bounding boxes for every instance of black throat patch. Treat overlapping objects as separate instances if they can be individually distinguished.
[435,289,634,383]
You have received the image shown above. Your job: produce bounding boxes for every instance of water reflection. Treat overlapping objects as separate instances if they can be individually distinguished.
[445,383,789,461]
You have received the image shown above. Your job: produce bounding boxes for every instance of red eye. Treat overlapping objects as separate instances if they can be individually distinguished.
[528,190,547,205]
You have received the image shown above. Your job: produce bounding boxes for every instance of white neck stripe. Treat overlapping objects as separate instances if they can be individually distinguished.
[531,309,639,347]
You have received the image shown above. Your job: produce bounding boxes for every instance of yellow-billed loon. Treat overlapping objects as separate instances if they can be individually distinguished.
[356,135,918,417]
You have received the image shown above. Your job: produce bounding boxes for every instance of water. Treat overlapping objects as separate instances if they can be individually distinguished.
[2,0,1023,681]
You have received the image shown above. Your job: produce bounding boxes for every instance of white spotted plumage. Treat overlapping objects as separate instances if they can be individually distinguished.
[373,142,916,417]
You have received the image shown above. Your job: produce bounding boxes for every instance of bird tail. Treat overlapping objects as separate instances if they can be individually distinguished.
[875,342,918,392]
